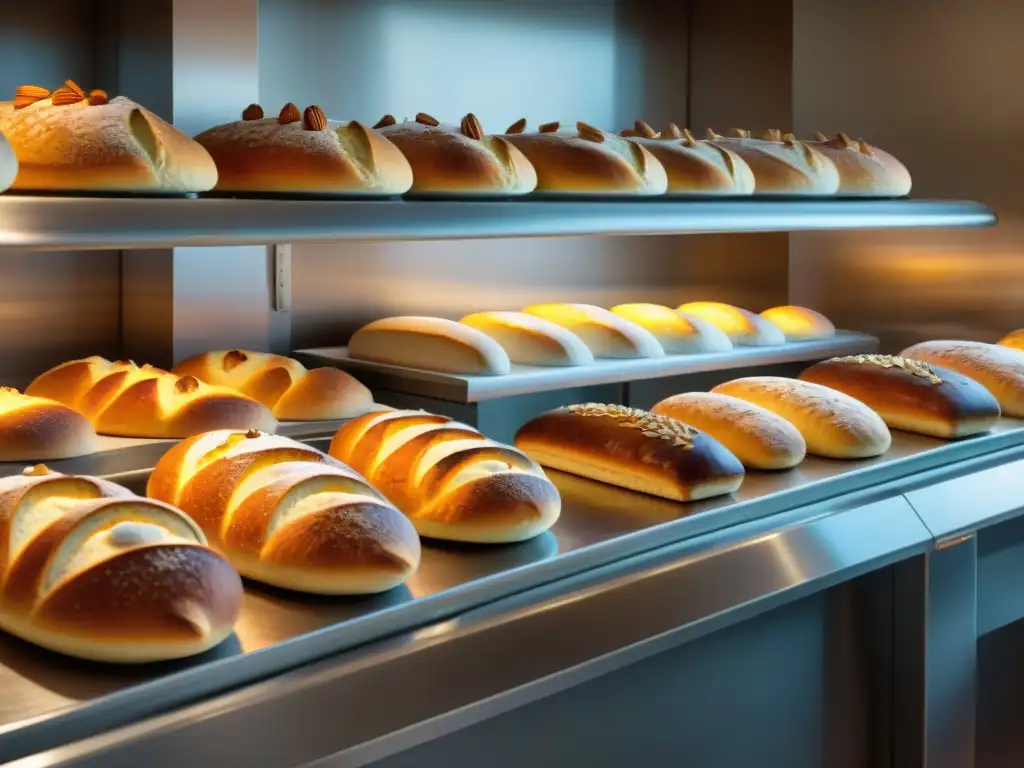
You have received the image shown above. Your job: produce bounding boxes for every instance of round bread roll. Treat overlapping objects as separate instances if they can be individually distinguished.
[610,303,733,354]
[760,306,836,341]
[194,103,413,195]
[806,132,911,197]
[997,329,1024,352]
[712,376,892,459]
[376,112,536,195]
[800,354,1000,439]
[521,303,665,359]
[459,311,594,367]
[652,392,806,470]
[348,316,511,375]
[0,130,17,192]
[0,387,97,461]
[677,301,785,346]
[901,340,1024,418]
[705,129,840,195]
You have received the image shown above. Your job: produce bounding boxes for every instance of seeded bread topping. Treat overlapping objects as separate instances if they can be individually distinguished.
[832,354,942,384]
[566,403,697,448]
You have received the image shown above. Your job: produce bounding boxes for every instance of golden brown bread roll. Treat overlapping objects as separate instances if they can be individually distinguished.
[759,306,836,341]
[901,340,1024,418]
[677,302,785,346]
[172,349,374,421]
[610,304,733,354]
[0,130,16,192]
[712,377,891,459]
[800,355,1000,438]
[348,317,512,375]
[26,357,277,438]
[194,103,413,195]
[459,311,594,367]
[0,81,217,192]
[0,387,97,461]
[0,464,242,662]
[522,303,665,359]
[997,329,1024,352]
[330,410,560,543]
[807,132,912,197]
[705,129,839,195]
[515,403,744,501]
[651,392,806,470]
[148,430,420,593]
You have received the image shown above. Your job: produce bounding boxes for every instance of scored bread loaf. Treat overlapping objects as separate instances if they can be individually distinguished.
[901,340,1024,418]
[800,354,1000,438]
[760,306,836,341]
[376,112,536,195]
[652,392,806,470]
[0,387,97,461]
[997,329,1024,352]
[148,430,420,593]
[515,403,744,501]
[0,81,217,192]
[807,132,912,197]
[521,304,665,359]
[610,303,733,354]
[459,311,594,367]
[348,317,512,375]
[0,130,16,192]
[0,464,242,662]
[705,129,840,195]
[26,357,277,438]
[330,410,560,543]
[712,376,891,459]
[194,103,413,195]
[677,302,785,346]
[172,349,373,421]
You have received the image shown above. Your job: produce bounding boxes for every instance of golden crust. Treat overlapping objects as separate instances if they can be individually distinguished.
[901,340,1024,418]
[806,134,911,196]
[705,134,839,195]
[0,387,96,461]
[622,136,754,194]
[759,306,836,342]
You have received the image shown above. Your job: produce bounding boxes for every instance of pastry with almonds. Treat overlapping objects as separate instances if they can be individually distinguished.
[805,132,911,197]
[760,306,836,341]
[901,340,1024,418]
[610,303,733,354]
[194,103,413,195]
[677,301,785,346]
[997,329,1024,353]
[705,129,839,195]
[0,387,97,461]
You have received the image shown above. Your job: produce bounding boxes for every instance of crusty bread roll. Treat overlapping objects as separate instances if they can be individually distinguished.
[515,403,744,501]
[651,392,806,470]
[172,349,373,421]
[760,306,836,342]
[997,329,1024,352]
[376,112,536,195]
[330,410,560,543]
[148,430,420,593]
[0,81,217,192]
[521,303,665,359]
[26,357,277,438]
[0,464,242,662]
[800,354,1000,439]
[677,302,786,346]
[348,317,512,375]
[901,340,1024,418]
[502,119,668,195]
[194,103,413,195]
[459,311,594,367]
[0,130,16,192]
[0,387,97,461]
[705,129,839,195]
[712,377,891,459]
[610,304,734,354]
[807,132,912,197]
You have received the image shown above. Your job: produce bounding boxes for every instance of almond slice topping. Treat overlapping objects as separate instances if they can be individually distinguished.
[662,123,684,140]
[783,132,798,147]
[64,80,86,97]
[279,102,301,124]
[539,121,560,133]
[303,105,328,131]
[577,121,604,143]
[634,119,657,138]
[242,103,264,120]
[706,128,723,140]
[175,375,200,395]
[13,85,51,109]
[460,112,484,140]
[51,88,86,107]
[858,140,874,156]
[836,131,854,148]
[88,89,109,106]
[373,114,397,129]
[505,117,527,134]
[415,112,439,126]
[762,128,782,142]
[730,128,750,138]
[812,131,827,141]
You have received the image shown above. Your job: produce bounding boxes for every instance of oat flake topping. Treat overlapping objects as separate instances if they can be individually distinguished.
[566,403,697,449]
[833,354,942,385]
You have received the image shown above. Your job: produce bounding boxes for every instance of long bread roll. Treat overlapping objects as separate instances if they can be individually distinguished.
[348,317,512,375]
[0,464,242,662]
[459,311,594,366]
[677,302,785,346]
[706,129,839,195]
[997,329,1024,352]
[26,357,276,438]
[330,410,560,543]
[759,306,836,342]
[610,303,733,354]
[0,130,16,192]
[0,387,97,461]
[901,340,1024,418]
[148,430,420,593]
[522,303,665,358]
[807,132,912,197]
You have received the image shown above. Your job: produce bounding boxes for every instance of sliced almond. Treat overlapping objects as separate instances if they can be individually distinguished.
[812,131,827,141]
[706,128,723,140]
[663,123,684,140]
[242,103,264,121]
[858,140,874,156]
[415,112,439,126]
[505,117,527,134]
[782,132,798,146]
[729,128,750,138]
[279,102,301,124]
[174,375,200,395]
[577,121,604,143]
[88,89,109,106]
[460,112,484,140]
[634,119,656,138]
[51,88,86,107]
[836,131,854,148]
[303,105,328,131]
[13,85,50,109]
[64,79,86,98]
[762,128,782,142]
[539,121,560,133]
[373,114,397,129]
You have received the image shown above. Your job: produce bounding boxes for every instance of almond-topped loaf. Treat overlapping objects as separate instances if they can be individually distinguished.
[901,340,1024,418]
[704,129,839,195]
[806,131,911,197]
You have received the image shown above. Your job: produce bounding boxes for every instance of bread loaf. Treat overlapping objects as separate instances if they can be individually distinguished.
[459,311,594,366]
[0,130,16,192]
[376,112,536,195]
[502,119,668,195]
[712,377,891,459]
[330,410,560,543]
[515,403,743,501]
[348,317,512,375]
[172,349,373,420]
[0,464,242,662]
[760,306,836,341]
[807,132,912,197]
[901,340,1024,418]
[0,81,217,192]
[609,303,733,354]
[148,430,420,593]
[705,129,839,195]
[800,355,1000,438]
[0,387,97,461]
[26,357,277,438]
[997,329,1024,352]
[194,104,413,195]
[676,302,785,346]
[652,392,806,470]
[521,304,665,359]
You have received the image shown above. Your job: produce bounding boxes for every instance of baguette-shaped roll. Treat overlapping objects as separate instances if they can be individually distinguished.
[330,410,560,543]
[26,357,276,438]
[194,104,413,195]
[712,377,891,459]
[705,129,839,195]
[521,303,665,359]
[515,403,743,501]
[172,349,373,420]
[677,302,785,346]
[0,130,16,192]
[348,317,512,375]
[807,132,912,197]
[997,329,1024,353]
[0,387,97,461]
[610,304,733,354]
[148,430,420,593]
[901,340,1024,418]
[652,392,806,470]
[800,355,1000,439]
[459,311,594,367]
[376,112,536,195]
[0,465,242,662]
[760,306,836,341]
[502,119,668,195]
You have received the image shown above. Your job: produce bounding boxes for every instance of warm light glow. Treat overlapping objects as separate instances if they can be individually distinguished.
[998,329,1024,351]
[677,301,754,334]
[760,305,835,340]
[610,303,695,335]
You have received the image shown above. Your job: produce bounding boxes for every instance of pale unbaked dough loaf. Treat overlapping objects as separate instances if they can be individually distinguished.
[610,304,733,354]
[522,303,665,359]
[677,302,785,346]
[459,311,594,366]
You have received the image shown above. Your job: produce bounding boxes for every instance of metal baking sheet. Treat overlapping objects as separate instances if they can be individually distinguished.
[1,418,1022,762]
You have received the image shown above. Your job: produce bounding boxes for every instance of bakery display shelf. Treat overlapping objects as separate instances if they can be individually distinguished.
[0,196,995,251]
[2,419,1023,763]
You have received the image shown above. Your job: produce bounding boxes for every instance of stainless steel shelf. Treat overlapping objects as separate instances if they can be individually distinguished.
[0,196,996,250]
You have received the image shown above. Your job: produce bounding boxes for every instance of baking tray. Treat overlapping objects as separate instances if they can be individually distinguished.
[1,418,1023,762]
